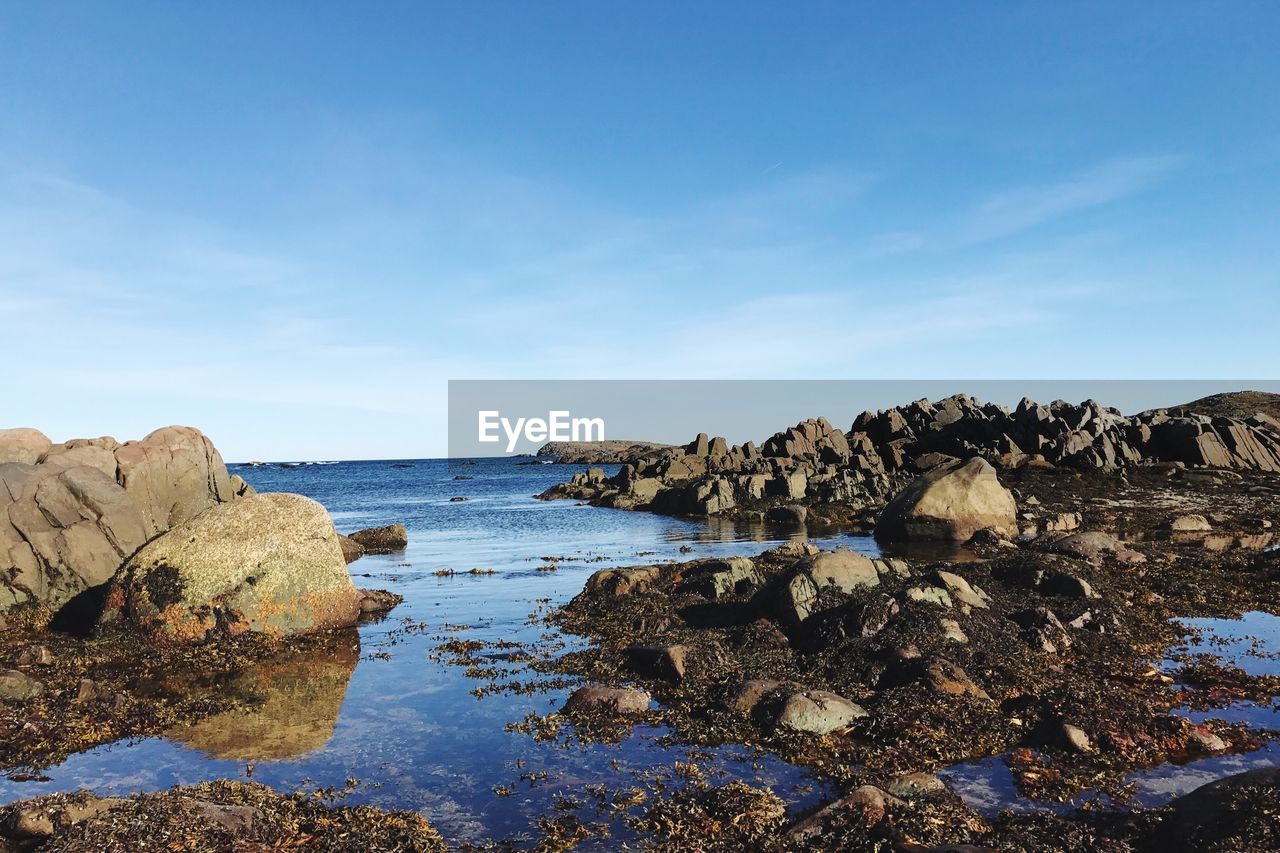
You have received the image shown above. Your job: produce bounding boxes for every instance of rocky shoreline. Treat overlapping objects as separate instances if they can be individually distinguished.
[3,394,1279,849]
[0,426,424,849]
[516,392,1280,849]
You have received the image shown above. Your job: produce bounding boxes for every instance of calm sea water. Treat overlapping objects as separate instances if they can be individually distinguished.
[0,458,873,845]
[1,459,1274,844]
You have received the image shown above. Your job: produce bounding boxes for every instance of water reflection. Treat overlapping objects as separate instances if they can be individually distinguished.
[165,629,359,761]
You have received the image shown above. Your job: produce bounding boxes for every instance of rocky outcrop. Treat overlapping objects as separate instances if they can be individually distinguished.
[1,426,242,614]
[875,457,1017,542]
[538,393,1280,520]
[98,493,362,645]
[536,440,675,464]
[346,524,408,554]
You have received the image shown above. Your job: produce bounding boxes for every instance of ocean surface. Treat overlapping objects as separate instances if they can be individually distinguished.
[0,458,1275,845]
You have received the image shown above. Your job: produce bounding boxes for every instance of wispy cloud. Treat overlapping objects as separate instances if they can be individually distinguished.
[956,154,1185,244]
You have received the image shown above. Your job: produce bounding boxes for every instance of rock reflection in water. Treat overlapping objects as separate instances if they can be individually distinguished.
[166,629,359,761]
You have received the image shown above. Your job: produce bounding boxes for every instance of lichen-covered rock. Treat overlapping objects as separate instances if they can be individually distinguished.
[876,457,1017,542]
[98,493,361,645]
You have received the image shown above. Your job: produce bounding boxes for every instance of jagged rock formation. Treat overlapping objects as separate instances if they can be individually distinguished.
[539,393,1280,519]
[1,426,241,613]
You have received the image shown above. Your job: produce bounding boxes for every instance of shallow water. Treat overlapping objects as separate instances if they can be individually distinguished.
[0,458,870,844]
[943,610,1280,817]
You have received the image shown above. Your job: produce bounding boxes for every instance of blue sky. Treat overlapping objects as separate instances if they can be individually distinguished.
[2,3,1277,460]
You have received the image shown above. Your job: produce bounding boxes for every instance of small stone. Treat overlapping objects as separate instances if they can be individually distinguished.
[562,685,650,716]
[940,618,968,643]
[774,690,867,735]
[1188,724,1227,752]
[0,669,44,702]
[885,772,946,799]
[16,645,54,667]
[934,571,991,609]
[75,678,101,704]
[1061,722,1093,753]
[623,645,689,682]
[906,586,953,608]
[1168,514,1212,532]
[923,658,989,700]
[726,679,788,716]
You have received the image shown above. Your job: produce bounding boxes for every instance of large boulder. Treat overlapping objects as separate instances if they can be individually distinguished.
[0,429,51,465]
[875,457,1016,542]
[1,464,149,612]
[1,426,242,614]
[114,426,235,538]
[98,493,361,645]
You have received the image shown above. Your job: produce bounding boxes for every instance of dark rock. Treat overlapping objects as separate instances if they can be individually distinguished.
[347,524,408,553]
[623,644,689,682]
[338,535,365,564]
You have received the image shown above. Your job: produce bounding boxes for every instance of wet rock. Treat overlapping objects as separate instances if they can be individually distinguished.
[774,690,867,735]
[921,658,990,700]
[338,535,365,563]
[582,565,662,598]
[684,557,761,599]
[885,771,946,799]
[1011,607,1072,654]
[940,618,968,643]
[876,457,1017,542]
[1046,531,1145,565]
[767,541,819,559]
[1160,766,1280,850]
[1,791,125,840]
[15,645,53,666]
[1045,511,1082,533]
[562,685,650,716]
[906,586,953,608]
[934,570,991,610]
[75,678,102,704]
[98,493,362,645]
[623,644,689,682]
[0,669,43,701]
[347,524,408,553]
[1187,724,1227,752]
[1060,722,1093,752]
[357,588,402,615]
[1040,572,1098,600]
[766,504,808,524]
[726,679,792,716]
[1168,513,1212,532]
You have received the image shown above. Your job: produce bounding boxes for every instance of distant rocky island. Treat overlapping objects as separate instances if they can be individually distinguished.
[534,439,675,464]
